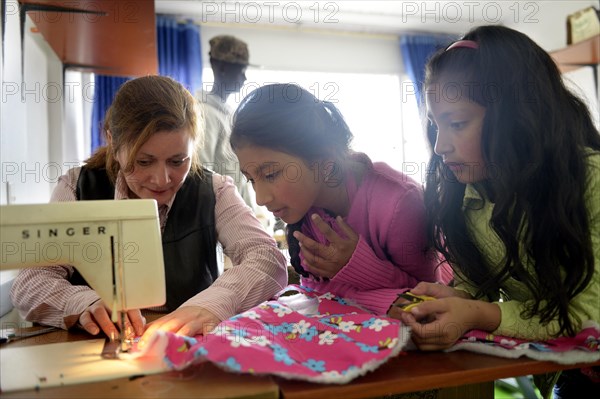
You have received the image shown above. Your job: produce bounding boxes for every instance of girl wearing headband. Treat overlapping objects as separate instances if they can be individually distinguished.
[387,25,600,397]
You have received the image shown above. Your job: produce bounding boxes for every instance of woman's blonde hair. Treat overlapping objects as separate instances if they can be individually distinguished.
[86,75,203,181]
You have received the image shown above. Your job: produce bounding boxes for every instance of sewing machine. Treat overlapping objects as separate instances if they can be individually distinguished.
[0,199,166,356]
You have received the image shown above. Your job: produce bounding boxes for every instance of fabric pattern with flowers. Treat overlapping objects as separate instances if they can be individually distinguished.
[133,285,409,383]
[447,321,600,365]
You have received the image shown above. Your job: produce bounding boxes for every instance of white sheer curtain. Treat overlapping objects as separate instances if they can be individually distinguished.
[63,70,94,163]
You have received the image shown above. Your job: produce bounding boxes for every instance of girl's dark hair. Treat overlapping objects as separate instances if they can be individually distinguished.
[230,83,353,278]
[424,25,600,335]
[86,76,203,181]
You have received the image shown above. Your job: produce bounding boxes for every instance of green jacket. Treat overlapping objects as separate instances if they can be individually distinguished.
[454,150,600,398]
[455,150,600,340]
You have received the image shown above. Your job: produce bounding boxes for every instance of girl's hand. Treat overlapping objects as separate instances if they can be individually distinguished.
[409,281,472,299]
[78,300,145,339]
[139,306,221,348]
[293,214,359,279]
[397,298,501,351]
[387,283,471,320]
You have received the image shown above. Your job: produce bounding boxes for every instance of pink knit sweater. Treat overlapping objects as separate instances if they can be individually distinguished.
[299,153,450,315]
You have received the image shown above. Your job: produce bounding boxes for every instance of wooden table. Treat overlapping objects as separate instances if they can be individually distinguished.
[2,326,599,399]
[277,350,600,399]
[0,327,279,399]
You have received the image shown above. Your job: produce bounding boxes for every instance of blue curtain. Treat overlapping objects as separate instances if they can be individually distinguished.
[400,34,456,107]
[90,76,128,150]
[157,15,202,95]
[90,15,202,153]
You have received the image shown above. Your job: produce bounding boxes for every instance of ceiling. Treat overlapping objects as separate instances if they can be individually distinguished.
[154,0,509,35]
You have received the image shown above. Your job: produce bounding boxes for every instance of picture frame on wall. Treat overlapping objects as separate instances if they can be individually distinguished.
[567,6,600,45]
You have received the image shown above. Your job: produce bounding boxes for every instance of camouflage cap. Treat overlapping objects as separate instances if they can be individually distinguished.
[209,35,250,65]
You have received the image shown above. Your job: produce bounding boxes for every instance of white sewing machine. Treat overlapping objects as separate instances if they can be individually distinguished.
[0,199,166,354]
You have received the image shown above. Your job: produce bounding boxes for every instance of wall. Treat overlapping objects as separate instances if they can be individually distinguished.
[196,1,598,75]
[199,25,403,75]
[503,0,597,51]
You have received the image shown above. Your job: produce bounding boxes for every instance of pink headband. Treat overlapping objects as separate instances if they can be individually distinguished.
[446,40,479,51]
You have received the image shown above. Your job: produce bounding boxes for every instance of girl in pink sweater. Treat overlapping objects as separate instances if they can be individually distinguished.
[231,84,449,315]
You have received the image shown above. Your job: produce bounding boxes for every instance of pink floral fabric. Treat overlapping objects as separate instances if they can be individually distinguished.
[447,322,600,364]
[134,285,409,383]
[132,287,599,382]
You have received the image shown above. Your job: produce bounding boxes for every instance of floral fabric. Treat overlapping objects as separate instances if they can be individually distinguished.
[447,321,600,364]
[134,285,409,383]
[134,287,599,384]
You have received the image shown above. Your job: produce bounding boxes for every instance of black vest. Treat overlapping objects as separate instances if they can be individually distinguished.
[73,167,219,311]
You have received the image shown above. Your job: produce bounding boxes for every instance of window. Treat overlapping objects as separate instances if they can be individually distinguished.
[202,68,431,181]
[399,77,432,185]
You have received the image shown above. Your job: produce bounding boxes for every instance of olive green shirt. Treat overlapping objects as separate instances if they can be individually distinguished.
[455,150,600,340]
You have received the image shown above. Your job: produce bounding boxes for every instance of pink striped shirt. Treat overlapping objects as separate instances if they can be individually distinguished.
[10,167,288,329]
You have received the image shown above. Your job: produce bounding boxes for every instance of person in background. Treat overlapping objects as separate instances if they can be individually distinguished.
[386,25,600,398]
[230,83,450,316]
[10,75,287,346]
[196,35,256,211]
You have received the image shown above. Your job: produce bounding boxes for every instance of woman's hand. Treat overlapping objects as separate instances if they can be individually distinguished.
[78,300,145,339]
[293,214,359,279]
[394,297,501,351]
[139,306,221,348]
